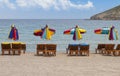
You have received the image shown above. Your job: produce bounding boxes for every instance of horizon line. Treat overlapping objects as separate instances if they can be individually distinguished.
[0,18,90,20]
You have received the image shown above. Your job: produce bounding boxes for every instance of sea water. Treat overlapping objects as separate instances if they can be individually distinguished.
[0,19,120,53]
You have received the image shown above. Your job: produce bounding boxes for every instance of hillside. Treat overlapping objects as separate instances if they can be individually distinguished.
[90,5,120,20]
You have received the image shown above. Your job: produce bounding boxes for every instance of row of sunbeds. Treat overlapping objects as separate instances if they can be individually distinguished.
[1,42,120,56]
[67,44,120,56]
[1,42,57,56]
[66,44,89,56]
[95,44,120,56]
[1,42,26,55]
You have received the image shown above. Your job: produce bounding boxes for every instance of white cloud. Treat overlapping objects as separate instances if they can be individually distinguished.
[0,0,94,10]
[69,1,94,9]
[34,0,55,9]
[0,0,16,9]
[16,0,36,7]
[56,0,94,10]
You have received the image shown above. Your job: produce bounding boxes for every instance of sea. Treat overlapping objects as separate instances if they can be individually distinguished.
[0,19,120,53]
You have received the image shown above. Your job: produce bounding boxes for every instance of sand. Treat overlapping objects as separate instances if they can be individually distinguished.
[0,52,120,76]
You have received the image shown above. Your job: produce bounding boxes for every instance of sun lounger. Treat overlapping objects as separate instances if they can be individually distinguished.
[113,44,120,56]
[102,44,115,56]
[12,42,21,55]
[21,43,26,54]
[95,44,105,54]
[68,44,79,56]
[45,44,57,56]
[79,44,89,56]
[1,42,11,55]
[36,44,46,55]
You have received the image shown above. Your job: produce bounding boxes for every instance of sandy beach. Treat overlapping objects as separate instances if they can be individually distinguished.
[0,52,120,76]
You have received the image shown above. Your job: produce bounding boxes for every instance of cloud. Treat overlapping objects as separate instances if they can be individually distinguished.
[0,0,94,10]
[69,1,94,9]
[56,0,94,10]
[0,0,16,9]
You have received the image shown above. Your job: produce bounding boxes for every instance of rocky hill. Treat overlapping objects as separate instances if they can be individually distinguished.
[90,5,120,20]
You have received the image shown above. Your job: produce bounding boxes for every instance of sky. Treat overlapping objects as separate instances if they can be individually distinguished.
[0,0,120,19]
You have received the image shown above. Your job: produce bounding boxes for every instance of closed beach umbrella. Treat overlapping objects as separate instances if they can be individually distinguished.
[63,25,86,40]
[33,25,55,40]
[108,26,118,40]
[94,26,118,40]
[8,24,19,40]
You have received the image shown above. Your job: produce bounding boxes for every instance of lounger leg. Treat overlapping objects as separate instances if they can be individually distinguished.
[69,51,71,56]
[23,50,25,54]
[13,50,15,55]
[66,48,68,54]
[95,49,97,54]
[47,51,49,55]
[71,51,73,55]
[117,51,120,56]
[99,50,100,54]
[113,51,116,56]
[37,51,39,55]
[18,50,21,55]
[66,50,68,54]
[118,51,120,56]
[2,50,4,55]
[88,51,89,56]
[8,50,10,55]
[44,51,46,56]
[44,51,49,56]
[76,51,78,56]
[80,51,82,56]
[76,52,77,56]
[42,51,45,56]
[54,51,56,56]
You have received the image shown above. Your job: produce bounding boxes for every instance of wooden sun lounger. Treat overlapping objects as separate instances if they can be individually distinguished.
[45,44,57,56]
[21,43,26,54]
[113,44,120,56]
[1,42,11,55]
[79,45,89,56]
[68,45,79,56]
[102,44,115,56]
[36,44,46,55]
[95,44,105,54]
[12,43,21,55]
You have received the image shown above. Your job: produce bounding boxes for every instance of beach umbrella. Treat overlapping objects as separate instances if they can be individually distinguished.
[94,26,118,40]
[8,24,19,40]
[94,27,109,34]
[33,25,55,40]
[63,25,86,40]
[108,26,118,40]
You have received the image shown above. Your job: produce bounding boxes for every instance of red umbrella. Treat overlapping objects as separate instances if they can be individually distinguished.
[8,24,19,40]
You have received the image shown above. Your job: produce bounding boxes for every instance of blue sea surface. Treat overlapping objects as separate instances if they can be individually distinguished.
[0,19,120,53]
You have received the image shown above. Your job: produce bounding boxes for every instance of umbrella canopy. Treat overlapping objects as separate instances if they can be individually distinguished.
[94,27,109,34]
[63,25,86,40]
[33,25,55,40]
[8,24,19,40]
[94,26,118,40]
[108,26,118,40]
